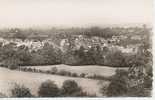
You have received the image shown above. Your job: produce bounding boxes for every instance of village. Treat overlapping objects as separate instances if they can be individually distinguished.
[0,27,147,54]
[0,26,152,97]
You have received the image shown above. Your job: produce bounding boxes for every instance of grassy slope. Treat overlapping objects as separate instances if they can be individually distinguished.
[25,64,128,77]
[0,67,109,97]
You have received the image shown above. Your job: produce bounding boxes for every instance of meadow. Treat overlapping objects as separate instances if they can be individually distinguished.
[0,67,111,97]
[25,64,128,77]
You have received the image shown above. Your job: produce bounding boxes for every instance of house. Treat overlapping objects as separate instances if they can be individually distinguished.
[131,35,141,40]
[60,39,70,52]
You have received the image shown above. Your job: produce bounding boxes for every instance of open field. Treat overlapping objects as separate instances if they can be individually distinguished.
[0,67,109,97]
[25,64,128,77]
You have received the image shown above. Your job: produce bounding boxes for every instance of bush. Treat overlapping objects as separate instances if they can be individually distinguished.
[144,76,152,88]
[65,71,71,76]
[89,74,112,81]
[50,67,58,74]
[71,73,78,77]
[27,68,32,72]
[0,92,7,98]
[80,73,86,78]
[11,83,33,97]
[61,80,83,96]
[58,70,71,76]
[100,84,109,96]
[106,69,128,96]
[38,80,60,97]
[127,86,148,97]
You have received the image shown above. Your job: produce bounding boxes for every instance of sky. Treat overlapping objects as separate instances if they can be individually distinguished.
[0,0,153,28]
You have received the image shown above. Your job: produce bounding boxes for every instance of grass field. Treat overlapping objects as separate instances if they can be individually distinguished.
[0,67,110,97]
[25,64,128,77]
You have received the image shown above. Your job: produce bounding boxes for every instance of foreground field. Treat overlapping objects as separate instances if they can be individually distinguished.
[25,64,128,77]
[0,67,109,97]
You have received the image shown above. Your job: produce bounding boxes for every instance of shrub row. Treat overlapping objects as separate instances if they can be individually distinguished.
[1,39,151,69]
[19,67,79,77]
[19,67,111,81]
[10,80,96,97]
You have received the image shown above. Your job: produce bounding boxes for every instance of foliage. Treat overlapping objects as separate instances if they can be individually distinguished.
[104,50,126,67]
[0,26,152,68]
[0,44,23,69]
[29,53,45,66]
[61,80,83,96]
[14,32,27,40]
[79,73,86,78]
[38,80,60,97]
[83,27,116,38]
[144,76,152,89]
[62,50,81,65]
[40,43,61,65]
[58,70,71,76]
[0,92,7,98]
[100,84,109,96]
[11,83,33,97]
[127,86,149,97]
[88,74,112,81]
[50,67,58,74]
[106,69,128,96]
[126,75,152,97]
[71,73,78,77]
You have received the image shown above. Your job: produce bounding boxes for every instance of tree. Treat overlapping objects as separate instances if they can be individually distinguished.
[84,27,116,38]
[104,50,126,67]
[61,80,83,96]
[40,43,61,65]
[14,32,27,40]
[62,49,81,65]
[73,46,88,65]
[16,45,31,66]
[51,67,58,74]
[38,80,60,97]
[0,43,22,69]
[10,28,27,40]
[106,69,128,96]
[11,83,32,97]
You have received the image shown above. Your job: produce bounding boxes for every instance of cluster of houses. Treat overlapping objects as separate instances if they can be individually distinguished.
[0,37,58,52]
[0,30,143,54]
[60,34,141,54]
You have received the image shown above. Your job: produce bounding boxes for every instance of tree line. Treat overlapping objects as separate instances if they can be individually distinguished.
[0,39,152,70]
[0,25,150,40]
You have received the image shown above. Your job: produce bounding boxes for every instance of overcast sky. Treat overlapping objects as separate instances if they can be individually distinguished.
[0,0,153,28]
